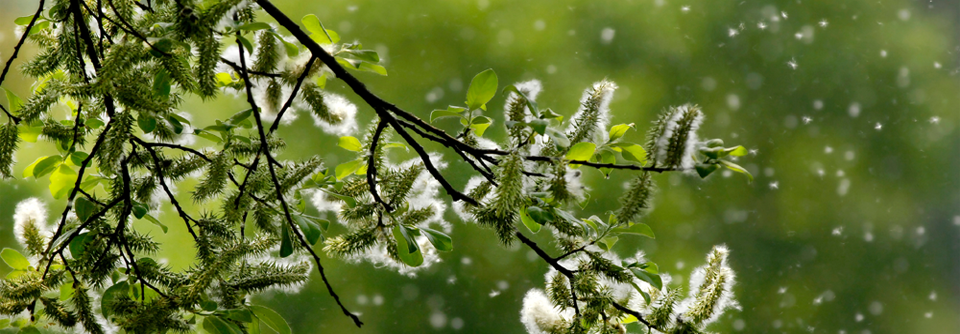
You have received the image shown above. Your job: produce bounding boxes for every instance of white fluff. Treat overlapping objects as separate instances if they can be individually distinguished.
[566,80,618,143]
[503,79,543,123]
[520,289,568,334]
[13,198,49,249]
[309,92,358,136]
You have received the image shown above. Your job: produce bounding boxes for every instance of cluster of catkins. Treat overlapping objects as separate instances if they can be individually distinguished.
[521,246,739,334]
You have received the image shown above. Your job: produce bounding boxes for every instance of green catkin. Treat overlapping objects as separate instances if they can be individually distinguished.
[0,123,18,178]
[254,31,282,73]
[663,105,702,168]
[615,171,655,225]
[644,107,679,167]
[301,83,344,124]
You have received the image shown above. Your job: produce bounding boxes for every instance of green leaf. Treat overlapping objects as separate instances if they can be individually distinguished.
[519,207,542,233]
[193,129,222,143]
[249,305,291,334]
[338,136,362,151]
[397,225,418,254]
[1,87,23,112]
[132,202,148,219]
[14,15,37,26]
[215,72,234,86]
[294,215,322,245]
[608,123,634,142]
[612,222,655,239]
[420,227,453,252]
[526,206,553,224]
[227,108,253,125]
[69,233,90,258]
[203,316,244,334]
[69,151,89,167]
[320,189,358,208]
[237,35,254,54]
[565,142,596,162]
[144,214,168,233]
[23,155,61,178]
[631,268,663,290]
[153,69,171,97]
[616,143,647,165]
[598,236,618,251]
[529,119,549,135]
[280,222,293,258]
[347,50,380,62]
[430,106,465,123]
[137,113,157,133]
[200,300,218,312]
[75,197,96,222]
[725,145,748,157]
[335,159,363,180]
[239,22,271,31]
[545,128,570,148]
[1,248,30,270]
[392,226,423,266]
[49,164,77,199]
[101,281,129,318]
[465,69,498,111]
[358,62,388,76]
[469,116,493,137]
[302,14,340,44]
[695,163,720,178]
[720,160,754,182]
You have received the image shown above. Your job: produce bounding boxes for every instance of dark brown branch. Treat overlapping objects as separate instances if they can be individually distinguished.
[0,0,46,124]
[268,56,316,134]
[366,120,392,211]
[234,31,363,328]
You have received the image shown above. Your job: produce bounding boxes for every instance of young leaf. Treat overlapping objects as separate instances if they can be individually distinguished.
[608,123,634,141]
[239,22,271,31]
[545,128,570,148]
[202,316,244,334]
[612,222,655,239]
[720,160,754,182]
[519,207,542,233]
[725,145,748,157]
[49,164,77,199]
[358,62,387,76]
[75,197,96,222]
[392,226,424,267]
[1,87,23,112]
[137,113,157,133]
[566,142,596,162]
[249,305,291,334]
[280,222,294,258]
[420,227,453,252]
[695,163,720,178]
[616,143,647,165]
[335,159,364,180]
[465,69,498,111]
[144,214,168,233]
[529,119,549,135]
[430,106,464,123]
[630,268,663,290]
[132,202,149,219]
[338,136,362,152]
[23,155,61,178]
[1,248,30,270]
[469,116,492,137]
[294,215,322,245]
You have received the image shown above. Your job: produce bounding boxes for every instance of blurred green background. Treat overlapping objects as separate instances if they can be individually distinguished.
[1,0,958,333]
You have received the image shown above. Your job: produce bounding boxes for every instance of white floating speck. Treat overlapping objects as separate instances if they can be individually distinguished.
[600,28,616,44]
[819,19,829,27]
[788,58,798,70]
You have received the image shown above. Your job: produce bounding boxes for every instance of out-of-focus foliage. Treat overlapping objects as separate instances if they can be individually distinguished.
[0,0,957,333]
